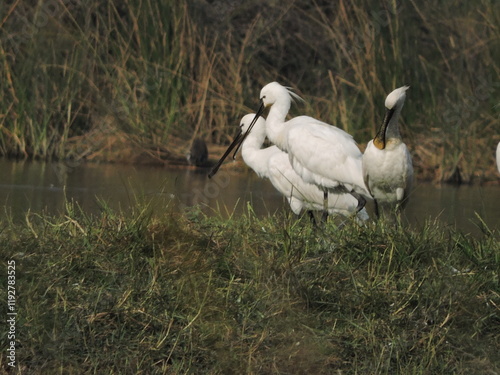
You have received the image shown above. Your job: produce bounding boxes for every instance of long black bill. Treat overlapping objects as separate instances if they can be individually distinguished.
[373,107,395,150]
[231,102,266,160]
[208,130,243,178]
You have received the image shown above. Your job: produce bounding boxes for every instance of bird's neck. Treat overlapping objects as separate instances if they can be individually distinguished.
[266,100,291,151]
[374,106,403,149]
[241,130,269,178]
[385,107,403,140]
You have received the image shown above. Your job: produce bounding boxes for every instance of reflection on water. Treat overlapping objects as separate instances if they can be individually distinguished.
[0,159,282,220]
[404,183,499,235]
[0,159,498,235]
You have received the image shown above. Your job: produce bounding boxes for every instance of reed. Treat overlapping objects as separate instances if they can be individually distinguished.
[0,0,498,181]
[0,201,498,373]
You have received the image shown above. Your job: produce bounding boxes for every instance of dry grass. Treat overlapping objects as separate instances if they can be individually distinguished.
[0,0,499,181]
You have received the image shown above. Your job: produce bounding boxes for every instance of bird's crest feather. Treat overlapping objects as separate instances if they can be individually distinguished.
[285,86,305,104]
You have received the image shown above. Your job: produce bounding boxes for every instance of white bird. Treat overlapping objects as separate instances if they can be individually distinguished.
[247,82,371,217]
[237,114,369,222]
[362,86,413,217]
[496,142,500,174]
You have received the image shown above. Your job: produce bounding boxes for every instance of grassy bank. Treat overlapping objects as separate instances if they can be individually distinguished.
[1,202,499,374]
[0,1,499,182]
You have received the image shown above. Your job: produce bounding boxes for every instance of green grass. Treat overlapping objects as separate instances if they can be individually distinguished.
[0,1,499,181]
[1,201,499,374]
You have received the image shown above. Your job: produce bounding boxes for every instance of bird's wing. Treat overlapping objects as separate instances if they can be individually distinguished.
[286,119,366,192]
[268,151,324,206]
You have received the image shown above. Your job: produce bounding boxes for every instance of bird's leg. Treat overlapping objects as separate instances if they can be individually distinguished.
[307,210,317,226]
[322,190,329,223]
[374,199,380,219]
[349,191,366,213]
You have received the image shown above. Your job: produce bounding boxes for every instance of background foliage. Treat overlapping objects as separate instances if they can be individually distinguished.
[0,0,499,181]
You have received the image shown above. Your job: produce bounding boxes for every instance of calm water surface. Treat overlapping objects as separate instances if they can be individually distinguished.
[0,159,498,235]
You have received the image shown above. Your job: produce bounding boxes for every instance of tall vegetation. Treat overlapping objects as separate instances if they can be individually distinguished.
[0,0,498,181]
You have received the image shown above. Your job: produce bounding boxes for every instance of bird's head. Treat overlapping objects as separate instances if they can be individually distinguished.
[385,85,409,110]
[259,81,303,108]
[373,86,410,150]
[231,114,266,158]
[208,114,266,178]
[240,113,265,134]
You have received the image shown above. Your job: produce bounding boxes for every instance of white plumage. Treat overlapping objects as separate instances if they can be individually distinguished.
[251,82,371,213]
[362,86,413,216]
[239,114,369,221]
[496,142,500,174]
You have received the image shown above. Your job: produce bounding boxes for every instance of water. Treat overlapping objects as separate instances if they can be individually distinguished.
[0,159,498,235]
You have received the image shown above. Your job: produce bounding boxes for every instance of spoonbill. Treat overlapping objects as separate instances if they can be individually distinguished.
[245,82,371,216]
[362,86,413,217]
[237,113,369,222]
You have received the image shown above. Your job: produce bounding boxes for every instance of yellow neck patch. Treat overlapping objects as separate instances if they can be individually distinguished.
[373,137,385,150]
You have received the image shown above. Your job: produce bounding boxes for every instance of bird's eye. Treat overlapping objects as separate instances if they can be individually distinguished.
[261,95,266,100]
